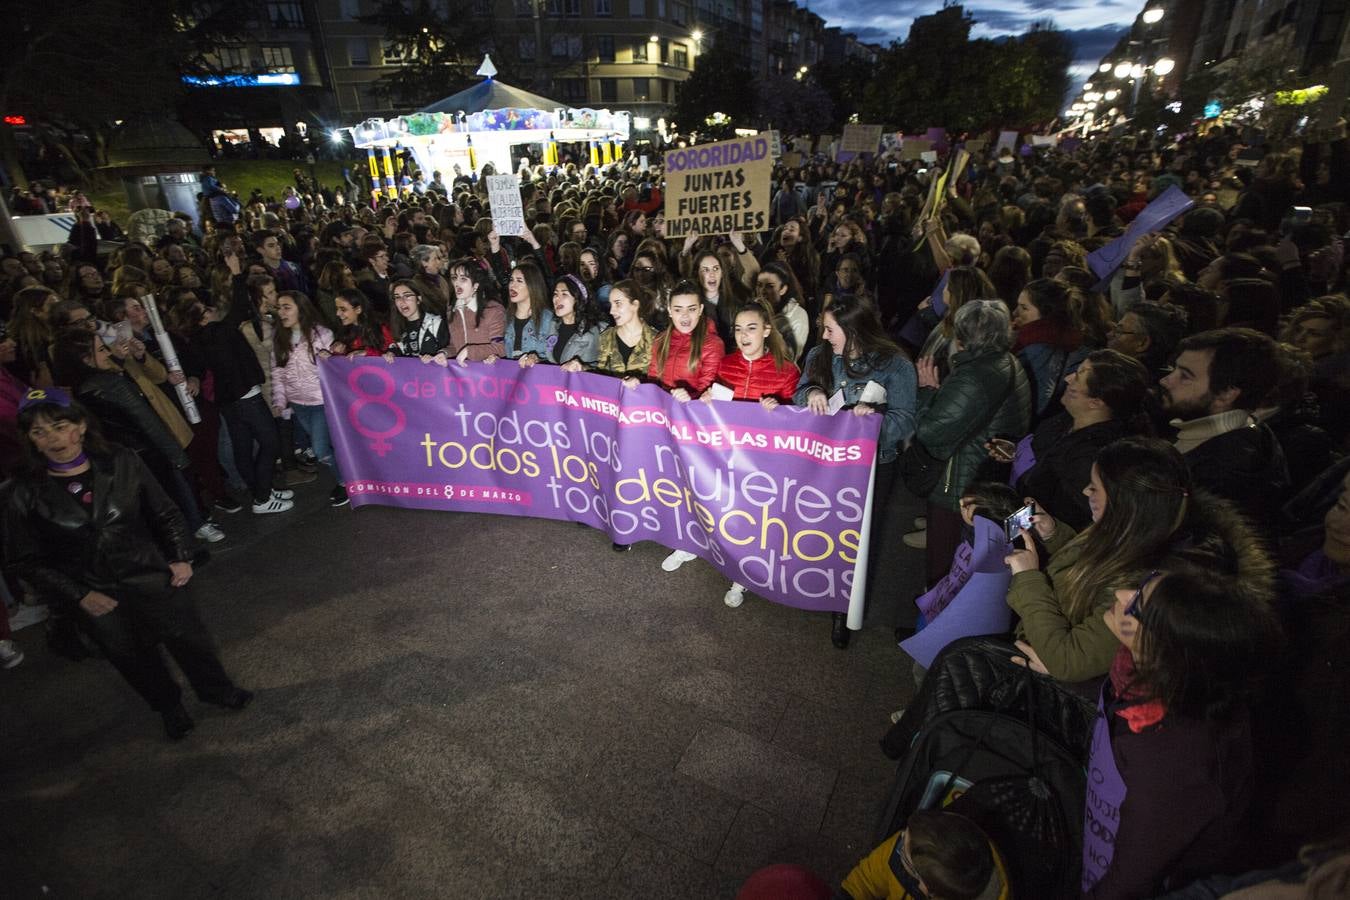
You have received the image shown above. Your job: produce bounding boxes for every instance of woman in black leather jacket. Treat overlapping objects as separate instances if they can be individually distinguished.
[0,389,251,739]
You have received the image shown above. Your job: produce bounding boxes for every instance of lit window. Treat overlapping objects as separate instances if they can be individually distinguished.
[261,45,296,72]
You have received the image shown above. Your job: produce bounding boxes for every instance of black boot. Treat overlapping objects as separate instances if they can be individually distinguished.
[611,542,631,552]
[831,613,851,650]
[162,704,196,740]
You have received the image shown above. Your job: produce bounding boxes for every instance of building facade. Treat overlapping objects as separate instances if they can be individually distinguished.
[181,0,860,137]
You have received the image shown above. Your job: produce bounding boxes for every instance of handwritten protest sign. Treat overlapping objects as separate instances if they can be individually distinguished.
[663,136,773,239]
[839,124,883,156]
[901,515,1014,667]
[766,129,783,158]
[321,360,879,614]
[1087,185,1195,282]
[485,175,526,235]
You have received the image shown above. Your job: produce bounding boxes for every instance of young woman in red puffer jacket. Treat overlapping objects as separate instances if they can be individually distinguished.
[714,299,801,405]
[643,280,724,399]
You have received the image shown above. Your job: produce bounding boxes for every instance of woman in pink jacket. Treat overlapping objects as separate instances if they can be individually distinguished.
[270,291,348,507]
[446,258,507,365]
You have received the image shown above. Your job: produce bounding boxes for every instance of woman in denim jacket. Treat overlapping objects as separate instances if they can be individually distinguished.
[502,261,556,360]
[794,293,918,649]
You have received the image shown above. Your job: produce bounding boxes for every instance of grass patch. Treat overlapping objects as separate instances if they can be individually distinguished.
[87,159,351,226]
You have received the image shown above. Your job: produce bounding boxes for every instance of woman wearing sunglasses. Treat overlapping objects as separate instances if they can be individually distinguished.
[1083,565,1280,900]
[1004,437,1274,683]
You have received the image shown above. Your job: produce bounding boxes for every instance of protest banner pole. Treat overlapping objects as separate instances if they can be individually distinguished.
[846,458,878,630]
[142,294,201,424]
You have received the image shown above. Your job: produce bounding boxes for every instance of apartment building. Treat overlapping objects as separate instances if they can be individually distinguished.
[181,0,849,137]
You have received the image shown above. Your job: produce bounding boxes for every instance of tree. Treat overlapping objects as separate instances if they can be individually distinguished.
[362,0,492,107]
[859,8,1071,133]
[813,57,878,132]
[755,75,833,136]
[670,36,755,137]
[1,0,246,183]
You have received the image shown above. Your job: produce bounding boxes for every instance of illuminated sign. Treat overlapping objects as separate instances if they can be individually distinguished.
[182,73,301,87]
[3,115,27,125]
[1203,100,1223,118]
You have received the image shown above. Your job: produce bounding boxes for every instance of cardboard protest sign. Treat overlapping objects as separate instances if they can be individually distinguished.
[964,138,987,155]
[1030,134,1058,147]
[996,130,1018,153]
[485,175,526,236]
[839,124,883,156]
[816,134,836,153]
[782,151,803,168]
[920,151,938,163]
[901,139,932,160]
[663,136,773,239]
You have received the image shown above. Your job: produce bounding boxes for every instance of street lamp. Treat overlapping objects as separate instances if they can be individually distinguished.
[1104,89,1119,101]
[1099,62,1113,73]
[1083,82,1094,91]
[1130,63,1146,79]
[691,29,703,42]
[1114,61,1133,78]
[649,34,659,42]
[1153,57,1175,76]
[1142,6,1165,24]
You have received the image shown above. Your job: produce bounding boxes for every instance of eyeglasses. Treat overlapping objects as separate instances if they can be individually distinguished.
[1125,570,1162,620]
[392,292,418,301]
[633,264,655,272]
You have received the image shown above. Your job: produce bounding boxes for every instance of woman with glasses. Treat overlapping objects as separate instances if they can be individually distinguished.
[1004,437,1274,683]
[838,808,1007,900]
[1084,565,1279,899]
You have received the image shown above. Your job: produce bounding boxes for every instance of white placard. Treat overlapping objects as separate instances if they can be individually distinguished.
[485,175,526,236]
[707,383,734,401]
[142,294,201,424]
[639,154,650,172]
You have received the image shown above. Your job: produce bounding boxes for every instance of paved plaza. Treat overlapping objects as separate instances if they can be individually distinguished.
[2,485,925,898]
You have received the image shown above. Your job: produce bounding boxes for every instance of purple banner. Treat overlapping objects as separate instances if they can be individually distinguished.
[320,359,880,612]
[1087,185,1195,283]
[1008,433,1036,485]
[1082,688,1127,892]
[901,516,1013,667]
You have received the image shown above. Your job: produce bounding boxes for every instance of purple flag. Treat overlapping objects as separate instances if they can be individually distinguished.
[1082,689,1128,892]
[320,359,880,612]
[901,516,1014,667]
[1087,185,1195,282]
[930,270,951,317]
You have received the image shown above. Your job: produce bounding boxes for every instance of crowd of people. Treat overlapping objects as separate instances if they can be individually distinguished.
[2,120,1348,898]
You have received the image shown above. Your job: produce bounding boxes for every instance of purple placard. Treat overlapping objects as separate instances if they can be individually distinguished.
[1082,690,1128,892]
[900,516,1014,667]
[1008,433,1036,485]
[930,269,951,317]
[320,359,880,612]
[924,127,947,152]
[1087,185,1195,282]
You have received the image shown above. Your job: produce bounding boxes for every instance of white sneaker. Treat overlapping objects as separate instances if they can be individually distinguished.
[271,488,295,501]
[7,604,48,631]
[252,496,294,514]
[0,639,23,669]
[661,549,698,572]
[913,516,927,530]
[723,583,745,608]
[902,529,927,549]
[195,523,226,543]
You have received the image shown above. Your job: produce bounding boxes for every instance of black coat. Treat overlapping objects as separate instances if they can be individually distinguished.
[1,447,195,613]
[1182,421,1290,528]
[75,371,189,470]
[1017,414,1129,531]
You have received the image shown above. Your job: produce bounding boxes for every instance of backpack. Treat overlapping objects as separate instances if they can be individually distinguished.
[877,670,1087,900]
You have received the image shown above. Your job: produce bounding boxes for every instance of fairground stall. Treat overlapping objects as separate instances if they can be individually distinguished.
[345,56,630,199]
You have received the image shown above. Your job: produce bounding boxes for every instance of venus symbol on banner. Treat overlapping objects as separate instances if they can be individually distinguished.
[346,366,406,455]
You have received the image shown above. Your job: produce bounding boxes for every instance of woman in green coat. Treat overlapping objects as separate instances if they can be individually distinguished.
[914,300,1033,585]
[1004,437,1275,683]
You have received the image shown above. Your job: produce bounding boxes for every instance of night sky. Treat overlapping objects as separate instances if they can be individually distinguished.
[811,0,1135,99]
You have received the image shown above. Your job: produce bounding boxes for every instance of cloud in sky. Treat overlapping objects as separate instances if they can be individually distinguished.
[811,0,1134,65]
[810,0,1135,105]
